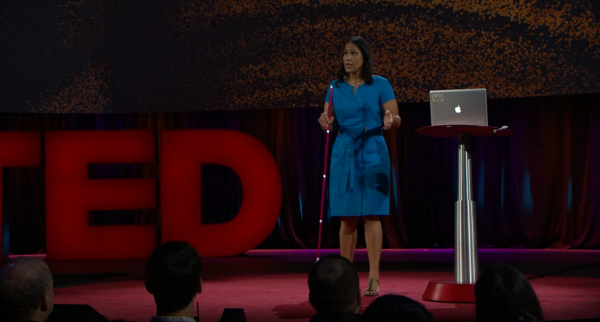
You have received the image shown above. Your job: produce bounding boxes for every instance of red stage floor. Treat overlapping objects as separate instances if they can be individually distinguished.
[45,249,600,322]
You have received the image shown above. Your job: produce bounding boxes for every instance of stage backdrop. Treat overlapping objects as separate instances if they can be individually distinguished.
[1,0,599,113]
[3,93,600,255]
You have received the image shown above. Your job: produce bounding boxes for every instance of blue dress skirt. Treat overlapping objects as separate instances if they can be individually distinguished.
[325,76,396,217]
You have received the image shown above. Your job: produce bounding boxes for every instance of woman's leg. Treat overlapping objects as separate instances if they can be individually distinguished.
[364,215,383,294]
[339,217,359,262]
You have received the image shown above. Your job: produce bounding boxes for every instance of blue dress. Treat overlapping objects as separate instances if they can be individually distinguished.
[325,75,396,217]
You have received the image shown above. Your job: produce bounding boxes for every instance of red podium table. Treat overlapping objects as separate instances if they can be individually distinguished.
[416,125,514,303]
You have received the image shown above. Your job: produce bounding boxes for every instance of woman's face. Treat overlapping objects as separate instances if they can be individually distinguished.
[343,42,364,75]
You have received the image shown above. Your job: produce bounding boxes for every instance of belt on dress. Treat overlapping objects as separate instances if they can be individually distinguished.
[339,127,383,139]
[337,127,383,192]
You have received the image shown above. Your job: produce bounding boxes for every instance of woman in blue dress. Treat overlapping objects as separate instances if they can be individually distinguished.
[318,36,401,296]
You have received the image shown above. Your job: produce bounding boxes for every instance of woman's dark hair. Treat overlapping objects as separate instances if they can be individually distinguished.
[335,36,375,87]
[475,264,544,322]
[362,294,435,322]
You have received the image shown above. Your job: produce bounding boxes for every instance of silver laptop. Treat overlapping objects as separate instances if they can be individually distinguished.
[429,88,488,126]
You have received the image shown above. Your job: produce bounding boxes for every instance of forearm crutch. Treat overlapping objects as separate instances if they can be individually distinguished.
[316,85,333,262]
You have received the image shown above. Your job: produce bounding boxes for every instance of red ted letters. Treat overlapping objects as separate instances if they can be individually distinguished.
[1,130,282,260]
[45,131,157,260]
[160,131,282,257]
[0,132,41,259]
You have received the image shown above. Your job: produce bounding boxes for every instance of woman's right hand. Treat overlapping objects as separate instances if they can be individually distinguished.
[318,112,335,131]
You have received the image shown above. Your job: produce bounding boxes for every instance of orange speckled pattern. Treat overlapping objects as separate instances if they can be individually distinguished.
[0,0,598,113]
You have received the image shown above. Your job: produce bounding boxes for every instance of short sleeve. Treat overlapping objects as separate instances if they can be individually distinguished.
[377,77,396,105]
[324,81,336,103]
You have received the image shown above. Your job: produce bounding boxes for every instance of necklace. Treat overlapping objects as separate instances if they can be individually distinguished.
[347,79,363,87]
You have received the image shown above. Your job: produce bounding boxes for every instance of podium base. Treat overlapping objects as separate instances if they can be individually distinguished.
[422,280,475,303]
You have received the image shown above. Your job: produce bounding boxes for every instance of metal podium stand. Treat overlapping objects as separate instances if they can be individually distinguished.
[416,125,514,303]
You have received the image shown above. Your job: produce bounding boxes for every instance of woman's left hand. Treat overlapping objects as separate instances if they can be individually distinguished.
[383,110,394,130]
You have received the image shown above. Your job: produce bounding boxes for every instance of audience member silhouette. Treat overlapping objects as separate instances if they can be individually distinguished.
[475,264,544,322]
[308,254,361,322]
[145,241,202,322]
[0,258,54,322]
[362,294,435,322]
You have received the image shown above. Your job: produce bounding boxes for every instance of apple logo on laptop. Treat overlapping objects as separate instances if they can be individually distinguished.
[454,105,462,113]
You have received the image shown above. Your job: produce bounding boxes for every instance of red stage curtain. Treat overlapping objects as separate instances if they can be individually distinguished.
[2,94,599,254]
